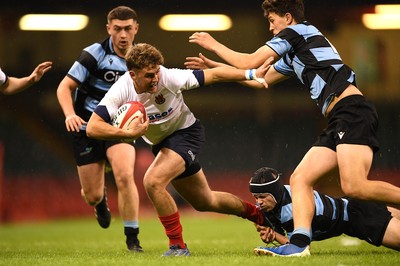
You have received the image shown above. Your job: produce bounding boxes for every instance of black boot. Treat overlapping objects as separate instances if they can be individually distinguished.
[125,227,143,252]
[94,187,111,228]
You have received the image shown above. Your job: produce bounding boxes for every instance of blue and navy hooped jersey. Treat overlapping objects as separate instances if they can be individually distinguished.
[67,37,128,122]
[266,22,356,115]
[265,185,349,241]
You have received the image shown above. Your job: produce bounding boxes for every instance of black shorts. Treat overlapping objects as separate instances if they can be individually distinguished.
[344,198,392,246]
[313,95,379,153]
[72,131,133,166]
[151,119,206,179]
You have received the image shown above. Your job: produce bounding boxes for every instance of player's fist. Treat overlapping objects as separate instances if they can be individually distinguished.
[256,225,276,244]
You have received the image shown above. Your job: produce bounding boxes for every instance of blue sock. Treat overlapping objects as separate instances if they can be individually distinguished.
[124,220,139,229]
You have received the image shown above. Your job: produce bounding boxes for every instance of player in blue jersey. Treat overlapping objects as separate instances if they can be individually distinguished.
[56,6,143,252]
[86,43,273,256]
[249,167,400,256]
[187,0,400,256]
[0,62,52,95]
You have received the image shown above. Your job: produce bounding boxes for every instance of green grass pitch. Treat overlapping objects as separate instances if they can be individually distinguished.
[1,212,399,266]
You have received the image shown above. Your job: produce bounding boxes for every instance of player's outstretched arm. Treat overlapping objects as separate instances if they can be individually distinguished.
[202,56,274,86]
[1,61,52,95]
[189,32,276,69]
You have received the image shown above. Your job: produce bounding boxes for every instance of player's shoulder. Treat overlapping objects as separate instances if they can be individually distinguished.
[286,22,321,38]
[82,38,110,59]
[159,65,195,87]
[160,65,193,79]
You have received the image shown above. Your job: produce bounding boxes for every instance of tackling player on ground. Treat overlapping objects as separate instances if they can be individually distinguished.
[249,167,400,256]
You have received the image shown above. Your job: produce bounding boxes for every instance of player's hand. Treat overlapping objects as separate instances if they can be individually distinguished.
[185,53,209,70]
[189,32,219,52]
[65,114,87,132]
[30,61,53,83]
[255,57,274,88]
[185,53,222,70]
[256,225,276,244]
[126,113,149,139]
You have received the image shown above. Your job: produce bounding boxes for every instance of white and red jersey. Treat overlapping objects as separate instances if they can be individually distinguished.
[96,66,203,145]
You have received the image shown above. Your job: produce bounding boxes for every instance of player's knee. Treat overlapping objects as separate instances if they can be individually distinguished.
[290,171,316,189]
[142,175,153,191]
[289,171,305,187]
[341,183,367,199]
[114,173,134,189]
[84,194,103,206]
[143,175,164,194]
[81,188,103,206]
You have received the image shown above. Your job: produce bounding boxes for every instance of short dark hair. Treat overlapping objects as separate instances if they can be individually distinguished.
[107,6,138,23]
[125,43,164,71]
[261,0,305,22]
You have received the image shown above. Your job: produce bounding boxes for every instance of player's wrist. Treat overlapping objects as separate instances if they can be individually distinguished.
[245,69,265,84]
[245,69,256,80]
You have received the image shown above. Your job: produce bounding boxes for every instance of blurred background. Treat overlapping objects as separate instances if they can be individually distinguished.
[0,0,399,223]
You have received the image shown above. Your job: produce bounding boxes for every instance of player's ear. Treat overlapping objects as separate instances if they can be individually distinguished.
[106,24,111,35]
[285,13,294,25]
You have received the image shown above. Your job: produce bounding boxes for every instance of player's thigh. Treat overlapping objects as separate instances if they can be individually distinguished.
[292,146,338,186]
[336,144,373,187]
[382,217,400,251]
[106,143,136,178]
[172,169,213,203]
[77,161,105,193]
[144,148,185,188]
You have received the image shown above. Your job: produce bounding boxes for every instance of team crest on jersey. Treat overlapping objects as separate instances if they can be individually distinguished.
[155,93,165,104]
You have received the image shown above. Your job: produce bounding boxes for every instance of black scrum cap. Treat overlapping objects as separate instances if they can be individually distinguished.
[249,167,284,203]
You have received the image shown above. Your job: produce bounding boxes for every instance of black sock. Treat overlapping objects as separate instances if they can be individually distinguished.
[125,227,140,246]
[124,227,139,237]
[290,233,310,248]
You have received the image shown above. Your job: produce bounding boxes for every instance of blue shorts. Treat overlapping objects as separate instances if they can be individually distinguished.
[314,95,379,153]
[151,119,206,179]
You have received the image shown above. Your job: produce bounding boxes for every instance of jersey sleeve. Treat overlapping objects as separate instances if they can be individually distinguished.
[266,30,298,77]
[159,66,201,93]
[273,58,296,77]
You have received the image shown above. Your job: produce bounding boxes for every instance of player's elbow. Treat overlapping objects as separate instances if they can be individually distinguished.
[85,122,95,138]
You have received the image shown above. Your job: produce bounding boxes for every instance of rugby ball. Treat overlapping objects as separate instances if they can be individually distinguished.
[112,101,146,130]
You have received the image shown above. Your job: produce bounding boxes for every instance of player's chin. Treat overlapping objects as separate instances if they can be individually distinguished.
[147,85,158,93]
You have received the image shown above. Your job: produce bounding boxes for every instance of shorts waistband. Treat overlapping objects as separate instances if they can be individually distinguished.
[328,94,365,119]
